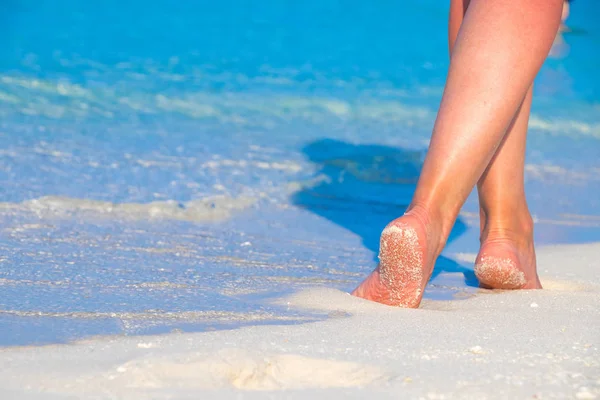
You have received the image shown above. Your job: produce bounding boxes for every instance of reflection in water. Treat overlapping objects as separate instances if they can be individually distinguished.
[293,139,478,293]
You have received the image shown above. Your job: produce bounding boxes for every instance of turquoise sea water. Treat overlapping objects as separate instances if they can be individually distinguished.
[0,1,599,345]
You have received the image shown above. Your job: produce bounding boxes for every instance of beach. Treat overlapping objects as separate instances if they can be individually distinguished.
[1,242,599,399]
[1,0,599,398]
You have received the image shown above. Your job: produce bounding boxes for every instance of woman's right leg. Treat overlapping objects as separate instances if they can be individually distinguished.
[450,0,541,289]
[352,0,561,307]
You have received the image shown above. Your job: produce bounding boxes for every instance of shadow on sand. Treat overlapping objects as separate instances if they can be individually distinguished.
[292,138,478,289]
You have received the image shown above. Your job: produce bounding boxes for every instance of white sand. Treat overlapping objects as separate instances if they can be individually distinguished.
[0,243,599,399]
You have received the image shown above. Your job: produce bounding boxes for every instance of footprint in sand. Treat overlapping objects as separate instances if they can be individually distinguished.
[106,349,388,391]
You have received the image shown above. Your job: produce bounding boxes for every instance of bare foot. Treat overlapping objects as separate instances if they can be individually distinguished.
[352,210,440,308]
[475,226,542,290]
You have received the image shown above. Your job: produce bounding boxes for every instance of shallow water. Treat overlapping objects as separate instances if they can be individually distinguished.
[1,0,599,345]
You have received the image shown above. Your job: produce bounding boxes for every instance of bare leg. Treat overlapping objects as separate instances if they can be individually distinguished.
[475,87,541,289]
[352,0,561,307]
[449,0,541,289]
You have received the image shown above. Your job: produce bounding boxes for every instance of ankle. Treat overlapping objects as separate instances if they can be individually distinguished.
[404,202,452,256]
[480,208,534,245]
